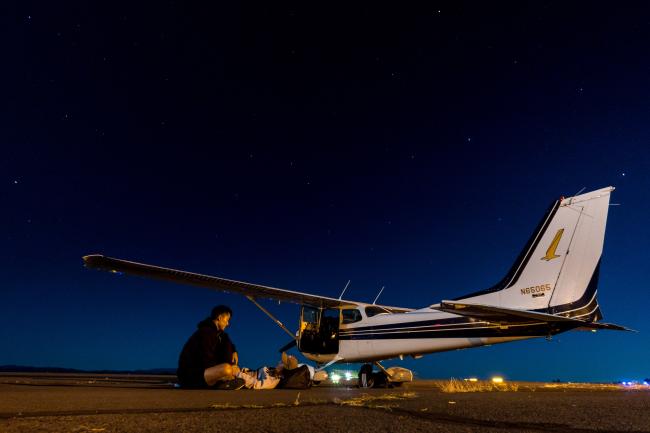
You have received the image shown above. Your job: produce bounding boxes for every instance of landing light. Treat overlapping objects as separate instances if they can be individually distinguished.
[491,376,504,384]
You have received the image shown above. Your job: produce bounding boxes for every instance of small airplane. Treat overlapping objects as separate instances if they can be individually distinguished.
[83,186,632,385]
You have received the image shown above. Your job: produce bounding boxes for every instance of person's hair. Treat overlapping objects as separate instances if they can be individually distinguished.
[210,305,233,320]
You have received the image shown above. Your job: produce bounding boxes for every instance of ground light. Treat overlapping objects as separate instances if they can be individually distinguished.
[328,370,356,385]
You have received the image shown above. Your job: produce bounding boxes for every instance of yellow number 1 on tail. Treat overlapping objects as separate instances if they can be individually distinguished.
[542,228,564,261]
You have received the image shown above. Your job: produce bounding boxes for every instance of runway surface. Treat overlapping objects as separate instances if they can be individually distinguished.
[1,373,648,432]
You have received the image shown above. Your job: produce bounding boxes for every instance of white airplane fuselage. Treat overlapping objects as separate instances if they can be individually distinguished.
[300,308,539,364]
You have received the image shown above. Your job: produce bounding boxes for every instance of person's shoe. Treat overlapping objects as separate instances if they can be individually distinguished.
[236,370,257,389]
[213,377,246,390]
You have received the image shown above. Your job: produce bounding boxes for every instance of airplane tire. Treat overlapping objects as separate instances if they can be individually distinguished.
[358,364,374,388]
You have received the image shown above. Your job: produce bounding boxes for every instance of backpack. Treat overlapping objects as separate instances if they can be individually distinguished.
[277,365,312,389]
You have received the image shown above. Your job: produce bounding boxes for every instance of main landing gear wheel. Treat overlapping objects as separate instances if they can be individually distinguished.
[358,363,374,388]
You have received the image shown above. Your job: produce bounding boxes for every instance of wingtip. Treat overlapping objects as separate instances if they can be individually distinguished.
[82,254,105,267]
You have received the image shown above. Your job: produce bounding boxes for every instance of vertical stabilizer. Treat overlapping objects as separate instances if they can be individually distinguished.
[457,187,614,319]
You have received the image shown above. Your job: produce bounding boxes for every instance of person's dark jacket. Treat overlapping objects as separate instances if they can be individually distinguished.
[177,318,236,387]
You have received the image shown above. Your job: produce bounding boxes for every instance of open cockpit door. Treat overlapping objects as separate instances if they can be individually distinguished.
[298,306,340,355]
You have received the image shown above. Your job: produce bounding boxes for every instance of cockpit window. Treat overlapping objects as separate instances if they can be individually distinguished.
[341,308,363,324]
[365,306,391,317]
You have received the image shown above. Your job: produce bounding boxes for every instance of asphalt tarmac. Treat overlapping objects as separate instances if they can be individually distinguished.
[1,373,649,432]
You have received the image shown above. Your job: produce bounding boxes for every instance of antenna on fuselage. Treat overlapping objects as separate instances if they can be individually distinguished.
[338,280,351,300]
[372,286,385,305]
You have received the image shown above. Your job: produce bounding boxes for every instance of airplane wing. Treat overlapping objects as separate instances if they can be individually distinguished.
[434,300,634,332]
[83,254,412,313]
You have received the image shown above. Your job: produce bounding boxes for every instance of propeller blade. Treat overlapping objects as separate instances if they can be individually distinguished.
[278,339,297,353]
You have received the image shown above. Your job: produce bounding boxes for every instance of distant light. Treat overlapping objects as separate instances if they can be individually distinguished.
[643,381,648,386]
[344,371,352,380]
[464,377,478,382]
[331,373,341,384]
[491,376,504,384]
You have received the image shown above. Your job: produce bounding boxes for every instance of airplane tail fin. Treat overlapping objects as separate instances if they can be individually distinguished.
[454,187,615,322]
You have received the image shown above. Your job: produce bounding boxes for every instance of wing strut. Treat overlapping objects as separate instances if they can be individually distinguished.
[373,360,393,380]
[316,355,344,371]
[245,296,297,340]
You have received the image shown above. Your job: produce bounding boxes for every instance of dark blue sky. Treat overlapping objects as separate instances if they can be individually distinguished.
[2,2,648,381]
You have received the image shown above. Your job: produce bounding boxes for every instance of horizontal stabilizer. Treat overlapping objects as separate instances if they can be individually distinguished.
[574,322,636,332]
[435,301,634,332]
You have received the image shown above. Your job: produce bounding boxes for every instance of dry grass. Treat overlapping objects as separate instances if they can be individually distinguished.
[439,378,519,393]
[72,426,107,432]
[210,403,239,409]
[432,379,649,393]
[334,391,418,408]
[541,382,647,391]
[209,392,417,412]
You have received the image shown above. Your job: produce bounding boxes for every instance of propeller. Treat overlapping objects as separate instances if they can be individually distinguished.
[279,339,297,353]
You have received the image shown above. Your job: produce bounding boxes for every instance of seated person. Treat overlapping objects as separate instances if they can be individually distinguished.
[177,305,244,389]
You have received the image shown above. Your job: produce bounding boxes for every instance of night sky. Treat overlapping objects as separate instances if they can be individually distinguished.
[3,2,649,381]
